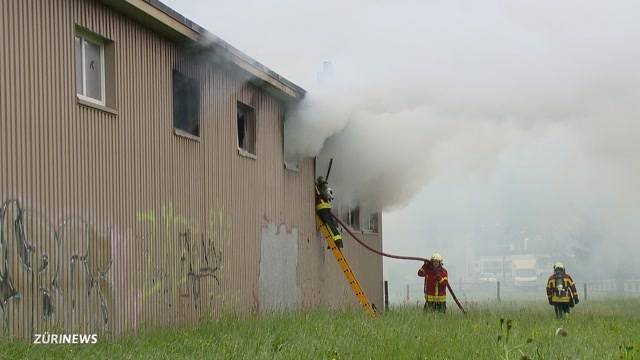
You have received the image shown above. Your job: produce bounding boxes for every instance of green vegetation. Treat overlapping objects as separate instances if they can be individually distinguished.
[1,299,638,359]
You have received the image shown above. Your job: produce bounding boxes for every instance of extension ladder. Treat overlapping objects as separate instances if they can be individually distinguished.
[316,215,377,317]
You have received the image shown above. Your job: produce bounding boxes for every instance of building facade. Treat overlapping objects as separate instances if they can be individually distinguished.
[0,0,383,339]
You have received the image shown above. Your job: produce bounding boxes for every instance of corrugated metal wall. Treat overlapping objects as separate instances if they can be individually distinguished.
[0,0,383,340]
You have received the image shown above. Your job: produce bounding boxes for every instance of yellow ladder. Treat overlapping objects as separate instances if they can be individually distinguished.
[316,215,377,317]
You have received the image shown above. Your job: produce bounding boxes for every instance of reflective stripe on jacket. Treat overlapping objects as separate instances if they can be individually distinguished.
[316,201,332,211]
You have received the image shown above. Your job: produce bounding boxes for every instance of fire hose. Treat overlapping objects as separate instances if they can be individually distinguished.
[330,211,467,314]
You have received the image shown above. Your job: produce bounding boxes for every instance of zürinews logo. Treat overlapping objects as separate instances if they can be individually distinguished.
[33,333,98,344]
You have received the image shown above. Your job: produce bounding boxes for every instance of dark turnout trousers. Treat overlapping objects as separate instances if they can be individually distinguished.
[317,208,343,247]
[554,303,571,319]
[424,301,447,313]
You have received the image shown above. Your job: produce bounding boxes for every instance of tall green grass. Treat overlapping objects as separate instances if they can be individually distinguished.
[1,299,638,359]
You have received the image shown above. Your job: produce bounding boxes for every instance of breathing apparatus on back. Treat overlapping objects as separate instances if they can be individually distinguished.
[553,262,566,297]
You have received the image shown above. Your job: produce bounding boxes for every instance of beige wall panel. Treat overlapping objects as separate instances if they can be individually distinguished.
[0,0,383,339]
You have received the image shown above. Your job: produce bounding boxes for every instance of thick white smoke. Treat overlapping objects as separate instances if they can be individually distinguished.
[165,0,640,278]
[277,0,640,212]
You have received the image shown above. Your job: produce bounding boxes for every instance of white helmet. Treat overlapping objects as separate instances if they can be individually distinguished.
[553,262,565,270]
[431,252,443,262]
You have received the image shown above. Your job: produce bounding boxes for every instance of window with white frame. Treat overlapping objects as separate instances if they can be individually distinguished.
[337,204,360,230]
[75,31,105,105]
[363,212,379,233]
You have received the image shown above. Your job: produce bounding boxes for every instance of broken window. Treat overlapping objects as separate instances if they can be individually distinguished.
[173,70,200,137]
[283,115,299,171]
[237,101,256,155]
[348,206,360,230]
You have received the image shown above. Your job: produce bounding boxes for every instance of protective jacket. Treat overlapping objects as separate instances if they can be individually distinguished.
[418,262,448,303]
[314,182,342,245]
[546,273,578,305]
[315,182,333,211]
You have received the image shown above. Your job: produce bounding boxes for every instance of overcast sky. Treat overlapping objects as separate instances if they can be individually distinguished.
[164,0,640,301]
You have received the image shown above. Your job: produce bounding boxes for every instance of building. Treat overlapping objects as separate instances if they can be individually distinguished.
[0,0,383,339]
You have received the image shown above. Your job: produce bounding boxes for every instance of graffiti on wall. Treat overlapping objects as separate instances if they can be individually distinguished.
[178,230,221,300]
[0,198,231,337]
[0,199,112,336]
[136,203,227,310]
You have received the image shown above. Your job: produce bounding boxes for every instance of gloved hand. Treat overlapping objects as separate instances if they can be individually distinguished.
[573,298,579,305]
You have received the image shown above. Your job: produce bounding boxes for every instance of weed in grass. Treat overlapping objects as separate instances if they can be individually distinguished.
[496,318,535,360]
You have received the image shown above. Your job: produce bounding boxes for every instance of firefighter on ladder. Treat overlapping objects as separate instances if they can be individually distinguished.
[418,253,448,313]
[315,176,343,248]
[546,262,579,319]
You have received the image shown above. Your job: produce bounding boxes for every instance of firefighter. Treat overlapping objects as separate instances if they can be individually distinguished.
[418,253,448,313]
[546,262,579,319]
[315,176,343,248]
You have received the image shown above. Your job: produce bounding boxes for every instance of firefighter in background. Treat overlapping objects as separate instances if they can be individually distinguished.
[315,176,343,248]
[546,262,579,319]
[418,253,448,313]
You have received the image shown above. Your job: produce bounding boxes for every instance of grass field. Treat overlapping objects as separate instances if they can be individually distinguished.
[1,299,638,359]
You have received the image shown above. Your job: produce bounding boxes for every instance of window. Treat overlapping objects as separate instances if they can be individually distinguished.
[75,32,105,105]
[363,212,379,233]
[346,206,360,230]
[283,116,299,171]
[338,205,360,230]
[237,101,256,155]
[173,70,200,138]
[349,207,360,230]
[339,206,349,224]
[74,26,116,112]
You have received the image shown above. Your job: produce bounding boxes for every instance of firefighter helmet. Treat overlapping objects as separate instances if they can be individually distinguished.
[431,253,443,262]
[326,187,335,201]
[553,262,565,270]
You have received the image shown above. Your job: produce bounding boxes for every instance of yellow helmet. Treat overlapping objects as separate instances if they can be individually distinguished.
[553,262,564,270]
[431,252,443,262]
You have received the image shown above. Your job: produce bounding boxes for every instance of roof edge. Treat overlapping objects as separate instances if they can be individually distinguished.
[103,0,306,101]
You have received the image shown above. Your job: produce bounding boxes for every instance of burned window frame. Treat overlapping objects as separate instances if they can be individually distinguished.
[237,101,257,156]
[172,69,200,138]
[349,206,360,230]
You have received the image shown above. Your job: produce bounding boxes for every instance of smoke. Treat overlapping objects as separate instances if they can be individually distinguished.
[164,0,640,278]
[276,0,640,211]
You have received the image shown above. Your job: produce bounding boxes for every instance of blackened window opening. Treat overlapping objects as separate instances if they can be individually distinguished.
[237,101,256,154]
[173,70,200,137]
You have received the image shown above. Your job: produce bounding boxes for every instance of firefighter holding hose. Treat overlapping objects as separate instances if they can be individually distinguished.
[546,262,579,319]
[418,253,448,313]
